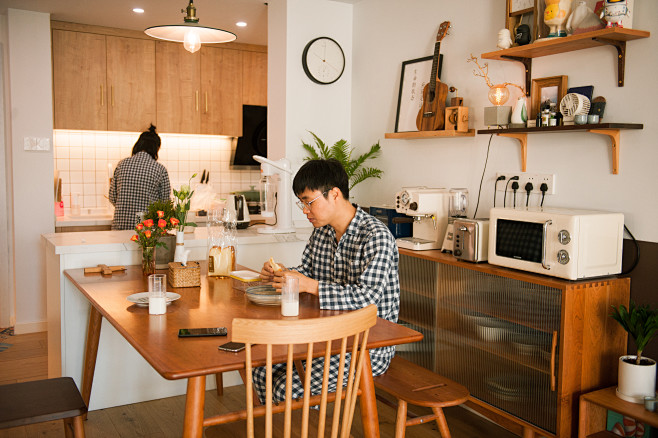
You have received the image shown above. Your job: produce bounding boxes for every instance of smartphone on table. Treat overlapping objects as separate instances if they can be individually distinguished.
[178,327,227,338]
[218,341,246,352]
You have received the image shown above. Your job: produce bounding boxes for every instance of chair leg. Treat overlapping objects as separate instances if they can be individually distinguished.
[431,407,451,438]
[395,399,407,438]
[215,372,223,396]
[64,418,74,438]
[72,415,86,438]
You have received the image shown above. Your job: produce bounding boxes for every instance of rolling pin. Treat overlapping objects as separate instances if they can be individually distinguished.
[84,264,126,275]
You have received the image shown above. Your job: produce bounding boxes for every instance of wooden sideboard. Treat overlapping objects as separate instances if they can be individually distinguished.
[398,248,630,438]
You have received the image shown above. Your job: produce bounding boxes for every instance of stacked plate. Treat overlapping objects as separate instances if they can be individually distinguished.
[486,375,528,402]
[245,284,280,306]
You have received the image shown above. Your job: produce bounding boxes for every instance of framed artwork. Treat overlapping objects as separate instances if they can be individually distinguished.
[394,55,443,133]
[530,75,568,119]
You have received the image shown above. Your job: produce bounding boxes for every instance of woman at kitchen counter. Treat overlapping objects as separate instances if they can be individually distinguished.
[109,124,171,230]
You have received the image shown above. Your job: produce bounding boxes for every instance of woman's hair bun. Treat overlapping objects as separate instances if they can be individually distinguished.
[148,124,157,134]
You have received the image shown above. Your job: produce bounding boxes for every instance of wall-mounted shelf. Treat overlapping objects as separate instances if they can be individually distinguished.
[481,27,650,90]
[477,123,643,174]
[385,129,475,139]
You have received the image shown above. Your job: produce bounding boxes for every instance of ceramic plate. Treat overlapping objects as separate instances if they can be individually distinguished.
[127,292,181,307]
[245,284,280,306]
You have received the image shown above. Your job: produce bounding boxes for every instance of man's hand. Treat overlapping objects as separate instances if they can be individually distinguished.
[260,259,286,281]
[272,270,319,296]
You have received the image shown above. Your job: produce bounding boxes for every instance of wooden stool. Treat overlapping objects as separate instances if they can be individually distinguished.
[0,377,87,437]
[373,357,469,438]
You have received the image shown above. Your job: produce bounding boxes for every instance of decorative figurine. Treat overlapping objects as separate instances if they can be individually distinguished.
[497,29,513,49]
[600,0,628,28]
[567,0,605,34]
[544,0,573,37]
[515,24,531,45]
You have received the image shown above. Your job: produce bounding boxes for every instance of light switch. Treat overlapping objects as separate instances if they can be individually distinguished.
[23,137,51,151]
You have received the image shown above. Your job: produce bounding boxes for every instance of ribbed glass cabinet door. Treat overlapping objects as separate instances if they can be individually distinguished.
[398,255,561,434]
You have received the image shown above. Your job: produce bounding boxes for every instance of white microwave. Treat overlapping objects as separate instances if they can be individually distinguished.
[488,207,624,280]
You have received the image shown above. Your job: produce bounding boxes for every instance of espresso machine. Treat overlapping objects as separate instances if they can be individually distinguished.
[395,187,450,251]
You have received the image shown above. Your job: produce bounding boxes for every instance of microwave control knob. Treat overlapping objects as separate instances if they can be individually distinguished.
[558,230,571,245]
[557,250,570,265]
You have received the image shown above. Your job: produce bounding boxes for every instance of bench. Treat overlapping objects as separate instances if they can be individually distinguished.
[373,356,469,438]
[0,377,87,437]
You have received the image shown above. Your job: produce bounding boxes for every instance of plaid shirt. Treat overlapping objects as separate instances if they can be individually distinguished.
[109,151,170,230]
[252,206,400,403]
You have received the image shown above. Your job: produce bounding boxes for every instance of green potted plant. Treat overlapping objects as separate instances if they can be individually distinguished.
[610,301,658,403]
[301,131,383,190]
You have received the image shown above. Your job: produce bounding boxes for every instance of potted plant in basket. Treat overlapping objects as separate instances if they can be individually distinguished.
[131,202,177,275]
[611,301,658,403]
[172,174,198,262]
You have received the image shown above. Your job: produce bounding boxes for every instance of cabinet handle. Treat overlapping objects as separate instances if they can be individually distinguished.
[195,90,199,112]
[205,92,208,113]
[550,330,557,391]
[111,86,115,107]
[100,85,104,107]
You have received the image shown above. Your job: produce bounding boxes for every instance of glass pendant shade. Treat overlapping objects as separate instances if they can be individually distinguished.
[488,84,510,106]
[144,1,236,54]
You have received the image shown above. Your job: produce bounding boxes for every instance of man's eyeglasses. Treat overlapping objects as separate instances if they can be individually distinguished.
[296,191,328,211]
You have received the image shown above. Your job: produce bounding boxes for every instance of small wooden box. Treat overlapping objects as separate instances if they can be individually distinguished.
[445,106,469,132]
[168,261,201,288]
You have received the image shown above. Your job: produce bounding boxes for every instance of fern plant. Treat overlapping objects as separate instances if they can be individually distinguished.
[301,131,383,190]
[611,301,658,365]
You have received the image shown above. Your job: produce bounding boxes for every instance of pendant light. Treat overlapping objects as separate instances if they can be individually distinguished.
[144,1,236,53]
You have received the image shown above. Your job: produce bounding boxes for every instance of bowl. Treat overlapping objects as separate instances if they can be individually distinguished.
[476,318,510,342]
[574,114,588,125]
[587,114,599,124]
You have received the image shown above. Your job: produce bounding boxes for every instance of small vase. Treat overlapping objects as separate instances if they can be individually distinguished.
[141,246,156,276]
[511,96,528,125]
[174,231,186,263]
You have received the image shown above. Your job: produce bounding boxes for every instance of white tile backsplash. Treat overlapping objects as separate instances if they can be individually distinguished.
[54,129,261,209]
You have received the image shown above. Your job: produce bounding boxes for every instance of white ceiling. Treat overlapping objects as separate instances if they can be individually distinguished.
[1,0,269,46]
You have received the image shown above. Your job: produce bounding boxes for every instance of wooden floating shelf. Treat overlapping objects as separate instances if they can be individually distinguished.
[385,129,475,139]
[477,123,643,175]
[481,27,650,89]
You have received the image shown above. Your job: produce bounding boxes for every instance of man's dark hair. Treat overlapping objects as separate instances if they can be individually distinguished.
[132,124,161,160]
[293,159,349,200]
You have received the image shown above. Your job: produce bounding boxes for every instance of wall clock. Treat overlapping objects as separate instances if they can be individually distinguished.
[302,37,345,85]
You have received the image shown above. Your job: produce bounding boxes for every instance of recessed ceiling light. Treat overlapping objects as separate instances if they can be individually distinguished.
[133,8,145,13]
[236,21,247,27]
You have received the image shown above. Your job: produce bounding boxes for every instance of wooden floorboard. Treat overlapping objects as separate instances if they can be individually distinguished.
[0,332,521,437]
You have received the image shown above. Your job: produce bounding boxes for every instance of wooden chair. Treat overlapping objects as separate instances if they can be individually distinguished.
[231,304,378,438]
[373,357,469,438]
[0,377,87,437]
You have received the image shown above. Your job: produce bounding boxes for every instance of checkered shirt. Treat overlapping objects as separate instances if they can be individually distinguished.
[252,206,400,403]
[109,151,170,230]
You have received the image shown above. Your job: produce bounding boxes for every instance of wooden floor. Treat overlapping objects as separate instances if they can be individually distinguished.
[0,332,519,437]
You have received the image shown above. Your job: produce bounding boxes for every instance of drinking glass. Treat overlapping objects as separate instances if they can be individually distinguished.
[148,274,167,315]
[281,276,299,317]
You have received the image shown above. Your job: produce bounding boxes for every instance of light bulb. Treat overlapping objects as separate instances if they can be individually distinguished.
[183,29,201,53]
[488,84,510,106]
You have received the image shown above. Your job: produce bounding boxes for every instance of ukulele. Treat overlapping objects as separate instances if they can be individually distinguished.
[416,21,450,131]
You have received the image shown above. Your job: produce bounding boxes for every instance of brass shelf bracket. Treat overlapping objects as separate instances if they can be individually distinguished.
[500,55,532,96]
[497,132,528,172]
[588,128,621,174]
[592,38,626,86]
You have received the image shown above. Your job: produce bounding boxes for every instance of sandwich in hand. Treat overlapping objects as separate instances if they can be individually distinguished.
[269,257,283,272]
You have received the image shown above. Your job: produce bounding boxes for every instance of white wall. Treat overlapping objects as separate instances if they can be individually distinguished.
[350,0,658,243]
[269,0,353,224]
[6,9,54,333]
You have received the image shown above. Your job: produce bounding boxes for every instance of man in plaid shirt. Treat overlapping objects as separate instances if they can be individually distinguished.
[256,158,400,403]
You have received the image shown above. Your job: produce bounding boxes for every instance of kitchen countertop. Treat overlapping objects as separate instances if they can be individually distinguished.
[55,212,265,227]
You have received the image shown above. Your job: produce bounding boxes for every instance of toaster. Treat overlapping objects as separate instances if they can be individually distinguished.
[453,218,489,262]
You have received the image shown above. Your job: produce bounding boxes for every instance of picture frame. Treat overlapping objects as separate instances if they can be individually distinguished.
[394,55,443,133]
[530,75,568,120]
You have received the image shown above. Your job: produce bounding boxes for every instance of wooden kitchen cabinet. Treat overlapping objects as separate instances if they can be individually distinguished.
[201,46,243,137]
[398,249,630,438]
[242,50,267,106]
[52,30,156,131]
[52,30,107,130]
[155,41,201,134]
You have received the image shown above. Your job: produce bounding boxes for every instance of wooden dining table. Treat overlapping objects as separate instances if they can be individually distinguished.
[64,264,423,437]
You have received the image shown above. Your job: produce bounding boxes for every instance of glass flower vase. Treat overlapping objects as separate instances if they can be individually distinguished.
[141,246,156,276]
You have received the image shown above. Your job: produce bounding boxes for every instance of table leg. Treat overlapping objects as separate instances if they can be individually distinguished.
[215,373,223,396]
[183,375,206,438]
[359,355,380,438]
[81,306,102,418]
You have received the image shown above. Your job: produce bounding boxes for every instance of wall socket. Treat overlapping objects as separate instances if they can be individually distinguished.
[496,172,556,195]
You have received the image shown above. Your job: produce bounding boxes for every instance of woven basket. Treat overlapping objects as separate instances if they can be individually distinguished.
[168,262,201,288]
